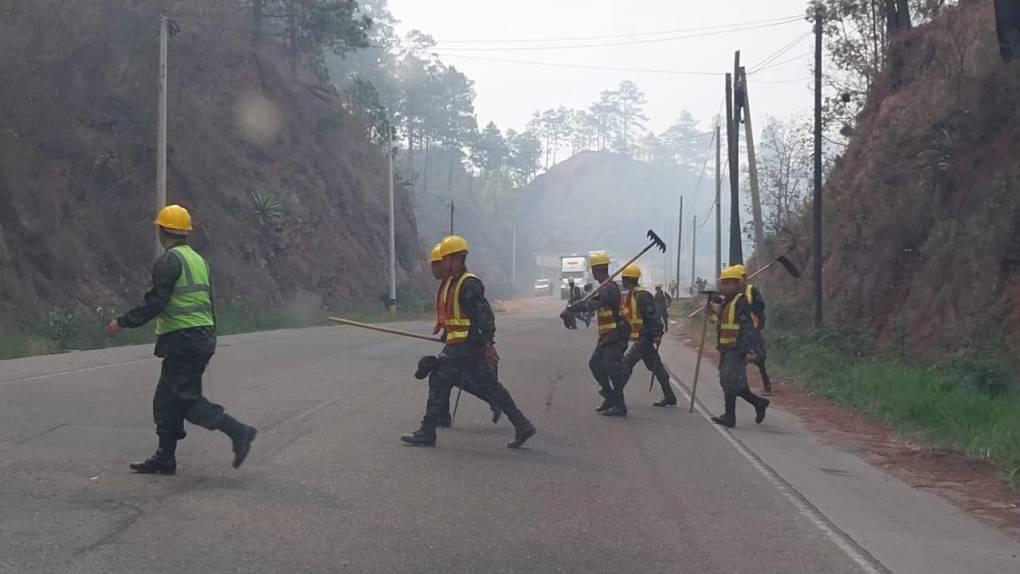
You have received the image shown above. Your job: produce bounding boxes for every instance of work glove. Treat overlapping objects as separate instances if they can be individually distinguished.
[414,355,440,380]
[559,310,573,330]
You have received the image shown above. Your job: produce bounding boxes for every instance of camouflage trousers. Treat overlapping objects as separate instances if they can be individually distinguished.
[424,353,527,428]
[588,339,629,401]
[624,338,675,399]
[153,354,245,441]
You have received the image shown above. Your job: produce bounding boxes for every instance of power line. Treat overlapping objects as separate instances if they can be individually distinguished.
[748,30,812,73]
[751,51,814,74]
[434,53,724,76]
[436,15,804,44]
[435,18,803,52]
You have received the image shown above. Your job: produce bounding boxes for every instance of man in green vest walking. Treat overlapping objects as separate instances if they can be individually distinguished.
[105,205,257,475]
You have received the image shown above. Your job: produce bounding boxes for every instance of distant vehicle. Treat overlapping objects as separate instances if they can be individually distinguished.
[533,278,552,297]
[559,254,589,299]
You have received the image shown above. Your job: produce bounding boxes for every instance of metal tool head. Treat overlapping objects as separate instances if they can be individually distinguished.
[647,230,666,252]
[777,255,801,279]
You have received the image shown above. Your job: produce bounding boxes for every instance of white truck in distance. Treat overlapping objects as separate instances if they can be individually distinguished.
[559,254,588,299]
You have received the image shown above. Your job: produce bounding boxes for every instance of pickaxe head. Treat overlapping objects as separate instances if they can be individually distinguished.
[647,230,666,253]
[776,255,801,279]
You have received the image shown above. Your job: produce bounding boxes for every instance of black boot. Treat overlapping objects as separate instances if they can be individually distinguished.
[436,413,452,428]
[601,404,628,417]
[130,449,177,475]
[228,425,257,469]
[401,416,437,447]
[754,397,770,424]
[508,419,537,449]
[653,394,677,407]
[711,393,737,428]
[595,389,614,413]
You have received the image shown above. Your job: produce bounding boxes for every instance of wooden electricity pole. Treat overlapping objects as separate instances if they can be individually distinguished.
[675,196,683,292]
[156,15,168,259]
[739,66,765,263]
[690,214,697,292]
[813,9,824,328]
[725,68,742,265]
[715,124,722,279]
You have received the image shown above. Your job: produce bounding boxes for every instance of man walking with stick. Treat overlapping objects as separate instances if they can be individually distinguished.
[564,251,631,417]
[618,265,677,408]
[710,266,769,428]
[401,236,536,448]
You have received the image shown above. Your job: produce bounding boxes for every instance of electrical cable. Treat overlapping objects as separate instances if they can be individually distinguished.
[437,15,804,44]
[435,18,803,52]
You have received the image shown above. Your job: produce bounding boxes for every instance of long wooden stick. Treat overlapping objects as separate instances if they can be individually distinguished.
[328,317,442,343]
[687,259,779,318]
[688,298,713,413]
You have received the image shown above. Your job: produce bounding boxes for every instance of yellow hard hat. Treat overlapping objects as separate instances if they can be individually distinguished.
[154,204,193,234]
[719,265,743,282]
[621,263,641,279]
[429,243,443,263]
[589,251,610,267]
[733,264,748,278]
[440,235,469,257]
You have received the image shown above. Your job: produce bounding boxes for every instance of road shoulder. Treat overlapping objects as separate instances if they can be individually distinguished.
[660,332,1020,574]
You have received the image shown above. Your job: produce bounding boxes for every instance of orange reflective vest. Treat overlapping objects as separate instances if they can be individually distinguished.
[443,272,477,345]
[718,293,745,349]
[433,278,451,335]
[621,287,646,341]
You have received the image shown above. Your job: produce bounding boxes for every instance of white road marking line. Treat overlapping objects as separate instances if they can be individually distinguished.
[666,366,888,574]
[0,358,154,387]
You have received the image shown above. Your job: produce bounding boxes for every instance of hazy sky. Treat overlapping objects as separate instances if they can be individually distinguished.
[388,0,816,135]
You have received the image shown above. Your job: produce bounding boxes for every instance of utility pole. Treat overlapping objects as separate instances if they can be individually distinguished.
[740,66,765,263]
[675,196,683,292]
[156,15,168,260]
[726,67,743,265]
[511,223,517,287]
[388,146,397,317]
[715,124,722,281]
[449,201,455,235]
[690,214,697,292]
[813,9,824,328]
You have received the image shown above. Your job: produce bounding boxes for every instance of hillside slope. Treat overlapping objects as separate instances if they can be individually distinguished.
[772,0,1020,352]
[521,151,699,268]
[0,0,422,329]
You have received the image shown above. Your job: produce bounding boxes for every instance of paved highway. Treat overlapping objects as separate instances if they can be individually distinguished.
[1,297,1017,573]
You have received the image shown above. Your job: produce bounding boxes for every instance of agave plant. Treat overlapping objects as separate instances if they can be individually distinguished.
[251,191,284,230]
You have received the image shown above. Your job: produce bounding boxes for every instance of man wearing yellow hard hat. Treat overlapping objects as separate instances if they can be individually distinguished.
[425,241,502,428]
[732,264,772,393]
[105,205,256,475]
[402,235,536,448]
[619,264,677,408]
[710,265,769,428]
[564,251,631,417]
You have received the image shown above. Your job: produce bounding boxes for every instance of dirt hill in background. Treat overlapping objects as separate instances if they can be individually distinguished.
[520,151,697,267]
[771,0,1020,353]
[0,0,423,329]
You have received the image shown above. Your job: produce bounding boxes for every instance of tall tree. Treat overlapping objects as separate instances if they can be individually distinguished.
[613,80,648,154]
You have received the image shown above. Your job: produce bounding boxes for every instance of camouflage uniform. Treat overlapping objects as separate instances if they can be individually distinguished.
[623,288,676,404]
[570,281,629,409]
[410,273,533,446]
[117,248,249,450]
[713,294,769,427]
[745,284,773,392]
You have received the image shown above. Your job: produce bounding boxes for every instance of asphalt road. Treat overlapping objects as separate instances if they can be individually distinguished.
[1,296,1017,573]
